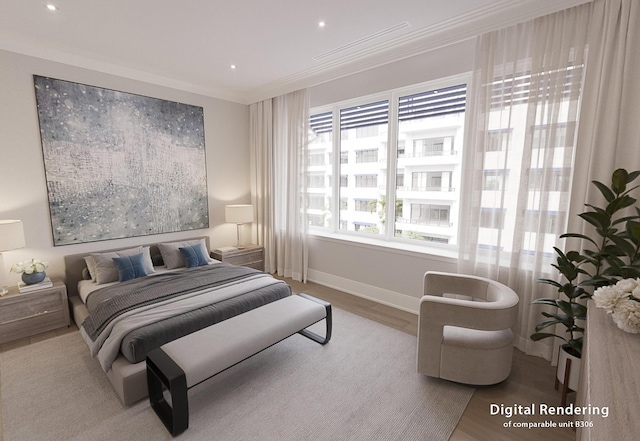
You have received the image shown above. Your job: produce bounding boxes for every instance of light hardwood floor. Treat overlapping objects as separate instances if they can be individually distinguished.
[0,278,576,441]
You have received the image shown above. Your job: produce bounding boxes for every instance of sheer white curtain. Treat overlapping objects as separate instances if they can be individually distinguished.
[250,89,310,282]
[458,4,592,360]
[570,0,640,236]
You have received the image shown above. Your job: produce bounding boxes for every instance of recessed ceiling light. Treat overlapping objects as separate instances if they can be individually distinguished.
[318,21,326,28]
[46,4,57,11]
[230,64,237,70]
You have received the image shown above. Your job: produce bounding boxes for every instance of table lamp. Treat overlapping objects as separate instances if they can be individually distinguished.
[225,205,254,249]
[0,220,26,295]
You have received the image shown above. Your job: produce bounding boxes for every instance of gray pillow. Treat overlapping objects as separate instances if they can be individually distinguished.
[86,246,155,284]
[158,239,214,269]
[90,246,144,285]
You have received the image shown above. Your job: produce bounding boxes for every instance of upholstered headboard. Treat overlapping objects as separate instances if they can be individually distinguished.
[63,236,210,300]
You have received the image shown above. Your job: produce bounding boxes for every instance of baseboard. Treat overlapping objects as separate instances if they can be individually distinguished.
[306,269,420,315]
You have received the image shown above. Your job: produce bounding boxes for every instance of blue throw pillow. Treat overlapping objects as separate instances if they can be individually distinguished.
[112,253,148,282]
[179,245,210,268]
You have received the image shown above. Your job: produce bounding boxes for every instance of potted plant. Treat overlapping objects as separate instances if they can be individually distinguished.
[531,168,640,393]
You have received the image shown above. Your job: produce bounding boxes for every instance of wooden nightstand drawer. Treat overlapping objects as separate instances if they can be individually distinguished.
[0,309,67,344]
[0,291,64,323]
[0,280,70,345]
[212,245,265,271]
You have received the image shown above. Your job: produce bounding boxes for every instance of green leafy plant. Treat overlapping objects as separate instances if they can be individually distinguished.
[531,248,588,357]
[531,168,640,357]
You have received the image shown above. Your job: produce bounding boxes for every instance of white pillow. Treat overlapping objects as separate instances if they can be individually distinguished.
[158,239,214,269]
[84,255,98,282]
[88,246,156,285]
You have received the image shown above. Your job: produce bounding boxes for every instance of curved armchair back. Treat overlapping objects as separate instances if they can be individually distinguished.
[417,271,519,385]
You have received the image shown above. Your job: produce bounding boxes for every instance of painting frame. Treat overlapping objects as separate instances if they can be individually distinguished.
[33,75,209,246]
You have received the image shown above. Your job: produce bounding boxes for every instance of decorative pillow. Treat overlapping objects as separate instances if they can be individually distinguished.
[86,246,155,284]
[90,246,143,285]
[83,257,97,281]
[140,246,156,274]
[112,253,148,282]
[84,255,98,281]
[158,239,214,269]
[179,245,210,268]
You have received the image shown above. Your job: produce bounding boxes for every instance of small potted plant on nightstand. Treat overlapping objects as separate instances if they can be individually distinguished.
[10,259,49,286]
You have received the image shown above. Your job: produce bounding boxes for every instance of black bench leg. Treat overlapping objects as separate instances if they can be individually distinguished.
[297,293,332,345]
[147,349,189,436]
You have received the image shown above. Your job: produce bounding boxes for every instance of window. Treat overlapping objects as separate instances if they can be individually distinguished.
[307,194,325,210]
[394,83,466,243]
[486,129,511,152]
[307,214,325,227]
[339,100,389,234]
[524,210,563,234]
[413,137,447,156]
[356,125,379,138]
[467,63,584,258]
[484,170,508,191]
[410,204,451,227]
[307,174,325,188]
[354,199,374,212]
[532,123,576,149]
[309,153,325,166]
[355,174,378,188]
[397,140,406,157]
[308,111,333,228]
[354,222,376,232]
[356,149,378,163]
[308,76,467,247]
[411,172,450,191]
[529,168,571,192]
[480,208,506,229]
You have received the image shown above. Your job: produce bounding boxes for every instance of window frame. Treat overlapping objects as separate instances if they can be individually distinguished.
[308,73,471,255]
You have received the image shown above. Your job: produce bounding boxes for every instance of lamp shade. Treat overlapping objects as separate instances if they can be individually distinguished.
[0,220,25,252]
[225,205,254,224]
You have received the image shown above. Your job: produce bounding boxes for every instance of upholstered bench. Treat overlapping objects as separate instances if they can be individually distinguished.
[146,293,332,436]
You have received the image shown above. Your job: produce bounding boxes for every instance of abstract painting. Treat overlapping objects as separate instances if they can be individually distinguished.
[33,76,209,246]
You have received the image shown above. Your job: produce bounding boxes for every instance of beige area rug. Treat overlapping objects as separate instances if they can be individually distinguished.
[1,308,474,441]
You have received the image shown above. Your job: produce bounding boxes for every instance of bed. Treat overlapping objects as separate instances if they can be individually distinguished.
[63,237,292,405]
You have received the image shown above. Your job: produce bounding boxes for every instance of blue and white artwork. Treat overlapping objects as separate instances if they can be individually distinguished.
[34,76,209,246]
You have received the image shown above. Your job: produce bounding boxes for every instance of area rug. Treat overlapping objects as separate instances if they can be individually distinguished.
[1,308,473,441]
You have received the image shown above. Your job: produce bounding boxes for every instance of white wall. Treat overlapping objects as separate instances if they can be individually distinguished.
[0,49,250,287]
[310,39,475,108]
[306,40,475,313]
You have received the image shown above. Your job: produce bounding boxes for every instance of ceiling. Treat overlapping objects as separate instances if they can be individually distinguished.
[0,0,590,104]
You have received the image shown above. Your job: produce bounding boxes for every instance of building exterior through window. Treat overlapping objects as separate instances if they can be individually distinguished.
[307,73,579,257]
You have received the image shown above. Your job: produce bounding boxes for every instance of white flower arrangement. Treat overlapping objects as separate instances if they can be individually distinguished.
[10,259,49,275]
[593,278,640,334]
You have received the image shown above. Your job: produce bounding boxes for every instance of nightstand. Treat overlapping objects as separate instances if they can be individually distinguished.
[211,244,265,271]
[0,279,70,345]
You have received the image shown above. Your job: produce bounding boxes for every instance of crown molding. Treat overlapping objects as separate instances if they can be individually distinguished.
[1,0,593,106]
[244,0,593,104]
[0,33,247,104]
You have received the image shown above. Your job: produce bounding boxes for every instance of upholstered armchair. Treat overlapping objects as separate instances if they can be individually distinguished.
[417,271,519,385]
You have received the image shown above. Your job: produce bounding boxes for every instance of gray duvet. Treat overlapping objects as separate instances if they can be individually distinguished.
[80,263,291,371]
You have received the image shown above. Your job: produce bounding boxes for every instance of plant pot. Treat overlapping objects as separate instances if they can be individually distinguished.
[22,271,46,285]
[556,344,581,404]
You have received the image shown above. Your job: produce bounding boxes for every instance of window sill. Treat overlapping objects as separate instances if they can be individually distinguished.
[307,230,459,263]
